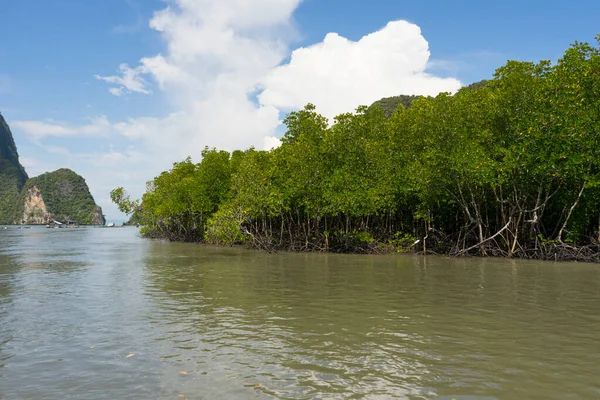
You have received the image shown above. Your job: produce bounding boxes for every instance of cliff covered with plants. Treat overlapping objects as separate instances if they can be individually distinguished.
[0,114,104,225]
[0,113,29,224]
[114,36,600,261]
[18,169,105,225]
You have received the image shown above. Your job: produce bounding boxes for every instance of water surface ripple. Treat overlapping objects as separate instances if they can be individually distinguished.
[0,227,599,399]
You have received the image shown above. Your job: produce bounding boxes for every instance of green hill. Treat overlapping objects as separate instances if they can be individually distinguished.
[462,79,489,91]
[18,169,105,225]
[370,81,490,117]
[370,95,421,117]
[0,113,28,224]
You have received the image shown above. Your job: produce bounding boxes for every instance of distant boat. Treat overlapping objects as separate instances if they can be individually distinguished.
[107,223,115,227]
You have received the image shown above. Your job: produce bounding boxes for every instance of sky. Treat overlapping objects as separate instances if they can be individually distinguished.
[1,0,598,221]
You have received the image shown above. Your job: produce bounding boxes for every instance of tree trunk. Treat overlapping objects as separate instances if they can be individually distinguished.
[557,181,586,243]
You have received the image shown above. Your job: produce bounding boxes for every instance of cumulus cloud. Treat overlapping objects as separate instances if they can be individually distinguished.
[105,0,300,154]
[259,21,461,119]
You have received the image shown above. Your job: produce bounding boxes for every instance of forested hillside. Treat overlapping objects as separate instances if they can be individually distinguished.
[370,95,421,117]
[0,113,28,224]
[18,169,105,225]
[113,36,600,261]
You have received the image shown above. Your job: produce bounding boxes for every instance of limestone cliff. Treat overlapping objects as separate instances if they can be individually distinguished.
[0,112,28,223]
[21,185,52,224]
[92,206,105,225]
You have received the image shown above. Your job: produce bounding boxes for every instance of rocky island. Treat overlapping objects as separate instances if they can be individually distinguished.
[0,112,105,225]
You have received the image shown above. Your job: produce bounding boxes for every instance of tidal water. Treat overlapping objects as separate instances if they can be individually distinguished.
[0,227,598,399]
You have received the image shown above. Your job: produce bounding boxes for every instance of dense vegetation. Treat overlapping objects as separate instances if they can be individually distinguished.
[369,94,421,117]
[114,36,600,261]
[0,113,28,224]
[19,169,105,225]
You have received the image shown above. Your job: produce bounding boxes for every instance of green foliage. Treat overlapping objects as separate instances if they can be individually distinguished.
[110,187,139,216]
[205,204,248,246]
[463,79,489,91]
[0,113,28,224]
[370,95,421,117]
[118,35,600,258]
[352,231,374,244]
[389,232,417,253]
[112,187,146,225]
[18,169,104,225]
[129,148,233,241]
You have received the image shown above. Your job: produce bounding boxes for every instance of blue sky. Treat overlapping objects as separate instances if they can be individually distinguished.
[1,0,598,220]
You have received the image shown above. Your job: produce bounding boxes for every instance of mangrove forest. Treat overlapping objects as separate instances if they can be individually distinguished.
[112,36,600,261]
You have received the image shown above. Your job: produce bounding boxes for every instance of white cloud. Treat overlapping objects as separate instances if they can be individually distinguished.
[91,0,302,158]
[79,148,147,168]
[11,116,111,142]
[259,20,461,119]
[263,135,282,150]
[108,87,124,97]
[95,63,151,96]
[18,157,54,179]
[43,145,71,155]
[19,156,41,170]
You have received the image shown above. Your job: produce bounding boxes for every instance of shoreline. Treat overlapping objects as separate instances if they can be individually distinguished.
[141,233,600,264]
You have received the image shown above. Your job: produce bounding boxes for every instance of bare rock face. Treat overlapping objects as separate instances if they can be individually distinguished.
[21,185,52,224]
[92,206,105,225]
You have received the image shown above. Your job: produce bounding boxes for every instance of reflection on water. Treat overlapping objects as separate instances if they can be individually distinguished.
[0,227,599,399]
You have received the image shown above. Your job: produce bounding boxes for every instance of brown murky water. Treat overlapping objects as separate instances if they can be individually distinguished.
[0,227,599,399]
